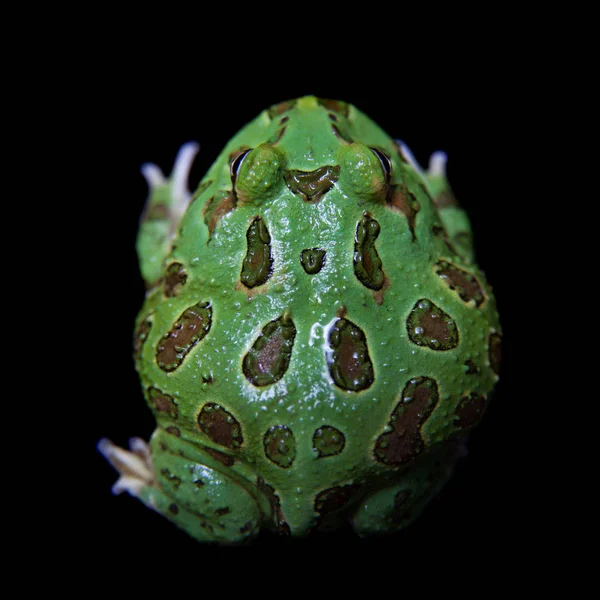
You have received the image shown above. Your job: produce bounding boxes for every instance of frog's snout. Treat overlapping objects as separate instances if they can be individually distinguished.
[284,165,340,203]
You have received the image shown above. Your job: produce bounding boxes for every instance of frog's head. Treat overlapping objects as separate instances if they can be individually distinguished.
[229,95,407,209]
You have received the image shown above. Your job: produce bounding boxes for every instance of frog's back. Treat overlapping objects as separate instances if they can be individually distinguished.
[132,96,501,537]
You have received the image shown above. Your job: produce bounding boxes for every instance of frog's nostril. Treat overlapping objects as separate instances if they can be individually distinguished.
[284,165,340,203]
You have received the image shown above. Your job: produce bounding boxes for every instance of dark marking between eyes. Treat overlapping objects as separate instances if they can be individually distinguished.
[327,318,374,392]
[240,216,273,288]
[264,425,296,468]
[407,299,458,351]
[354,213,384,291]
[198,403,243,449]
[243,312,296,387]
[156,302,212,371]
[300,248,326,274]
[284,166,340,203]
[374,377,440,466]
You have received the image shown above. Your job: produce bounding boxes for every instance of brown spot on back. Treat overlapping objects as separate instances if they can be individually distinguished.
[203,446,235,467]
[300,248,326,274]
[165,426,181,437]
[407,299,458,351]
[257,477,291,534]
[284,165,340,203]
[243,312,296,387]
[354,213,384,291]
[374,377,439,466]
[263,425,296,468]
[198,403,243,449]
[163,262,187,297]
[240,216,273,288]
[317,98,350,117]
[134,317,152,362]
[388,184,420,239]
[464,359,480,375]
[489,332,502,376]
[268,99,297,119]
[435,260,485,307]
[202,191,236,238]
[327,318,374,392]
[454,392,487,430]
[147,387,178,419]
[313,426,346,458]
[314,484,360,516]
[160,468,182,491]
[168,503,179,515]
[156,302,212,371]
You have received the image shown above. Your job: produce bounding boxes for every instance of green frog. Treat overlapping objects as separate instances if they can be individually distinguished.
[99,96,501,543]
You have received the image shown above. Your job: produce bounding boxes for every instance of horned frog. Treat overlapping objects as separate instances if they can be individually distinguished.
[99,96,501,543]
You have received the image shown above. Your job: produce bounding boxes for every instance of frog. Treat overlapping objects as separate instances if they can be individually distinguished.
[98,95,501,543]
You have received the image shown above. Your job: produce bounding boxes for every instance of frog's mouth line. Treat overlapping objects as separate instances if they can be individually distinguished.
[284,165,340,203]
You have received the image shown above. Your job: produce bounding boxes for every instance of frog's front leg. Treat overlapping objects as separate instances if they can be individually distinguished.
[98,429,264,544]
[136,142,199,286]
[397,141,475,262]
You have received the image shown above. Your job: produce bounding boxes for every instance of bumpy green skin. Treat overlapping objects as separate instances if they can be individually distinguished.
[132,96,501,543]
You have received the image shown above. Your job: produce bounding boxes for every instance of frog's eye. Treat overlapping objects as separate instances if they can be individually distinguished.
[369,147,393,184]
[232,144,286,206]
[230,148,253,184]
[337,142,390,204]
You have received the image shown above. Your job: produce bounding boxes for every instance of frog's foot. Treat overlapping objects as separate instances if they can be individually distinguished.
[426,150,448,178]
[396,139,448,180]
[97,437,154,497]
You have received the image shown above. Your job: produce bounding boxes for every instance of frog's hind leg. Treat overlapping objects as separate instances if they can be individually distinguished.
[350,444,460,536]
[136,142,200,286]
[98,432,264,544]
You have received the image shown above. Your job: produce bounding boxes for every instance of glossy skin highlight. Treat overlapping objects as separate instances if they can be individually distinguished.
[99,96,501,543]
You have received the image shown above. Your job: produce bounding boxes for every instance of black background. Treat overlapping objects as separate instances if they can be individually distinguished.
[71,59,533,581]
